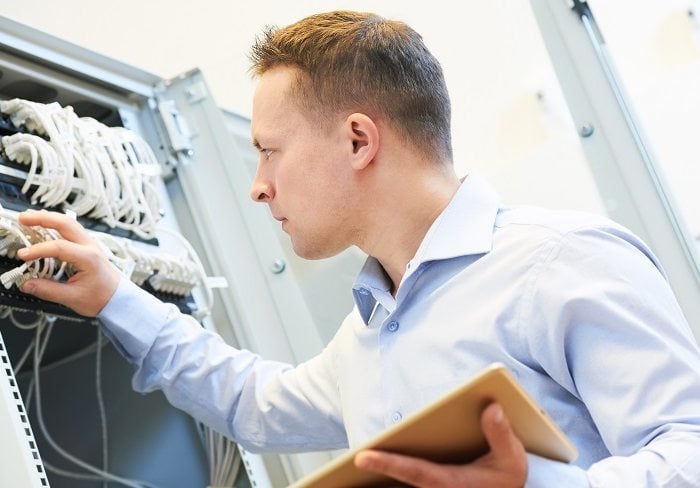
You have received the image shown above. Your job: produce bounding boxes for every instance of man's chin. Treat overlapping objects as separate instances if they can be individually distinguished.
[291,239,345,260]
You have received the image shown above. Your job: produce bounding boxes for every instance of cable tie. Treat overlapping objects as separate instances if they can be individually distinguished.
[205,276,228,289]
[120,258,135,280]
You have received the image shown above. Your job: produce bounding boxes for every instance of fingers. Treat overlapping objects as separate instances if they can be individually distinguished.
[355,450,448,487]
[481,403,517,456]
[13,211,120,316]
[354,405,529,488]
[16,239,102,270]
[480,403,528,477]
[20,278,89,315]
[18,210,93,245]
[354,405,528,488]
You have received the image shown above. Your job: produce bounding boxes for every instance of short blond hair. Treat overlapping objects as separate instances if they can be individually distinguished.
[249,11,453,162]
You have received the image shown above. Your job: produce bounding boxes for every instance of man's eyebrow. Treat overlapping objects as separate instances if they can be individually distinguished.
[252,139,262,150]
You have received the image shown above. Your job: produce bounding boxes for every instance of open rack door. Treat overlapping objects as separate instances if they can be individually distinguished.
[530,0,700,342]
[153,68,359,486]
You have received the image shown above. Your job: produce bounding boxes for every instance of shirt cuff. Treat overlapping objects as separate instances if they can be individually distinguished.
[97,276,174,364]
[525,453,589,488]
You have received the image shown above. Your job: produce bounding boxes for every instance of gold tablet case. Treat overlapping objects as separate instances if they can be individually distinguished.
[290,363,578,488]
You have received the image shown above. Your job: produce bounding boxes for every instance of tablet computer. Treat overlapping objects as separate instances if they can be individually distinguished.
[290,363,577,487]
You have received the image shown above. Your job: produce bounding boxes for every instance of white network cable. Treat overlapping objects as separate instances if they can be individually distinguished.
[15,312,230,488]
[203,425,241,488]
[0,98,163,238]
[31,319,160,488]
[93,231,205,306]
[13,314,231,488]
[0,209,71,291]
[154,226,215,320]
[95,327,109,488]
[0,209,208,317]
[0,208,222,484]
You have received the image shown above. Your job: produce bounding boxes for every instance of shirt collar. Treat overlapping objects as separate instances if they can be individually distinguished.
[411,172,499,264]
[352,257,394,324]
[351,173,500,324]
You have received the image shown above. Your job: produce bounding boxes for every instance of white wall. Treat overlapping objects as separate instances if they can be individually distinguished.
[3,1,699,233]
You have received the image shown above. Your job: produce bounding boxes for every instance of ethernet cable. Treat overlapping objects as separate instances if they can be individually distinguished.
[1,100,75,205]
[93,230,208,306]
[0,98,163,238]
[0,133,64,207]
[31,320,160,488]
[0,209,69,290]
[76,118,120,226]
[0,213,47,289]
[95,327,108,488]
[20,314,53,414]
[16,322,175,488]
[8,308,45,375]
[11,336,36,375]
[202,425,241,488]
[3,226,224,486]
[0,206,212,317]
[155,226,215,320]
[16,325,100,377]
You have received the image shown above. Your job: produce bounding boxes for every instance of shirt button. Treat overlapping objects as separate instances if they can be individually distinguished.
[387,321,399,332]
[357,288,370,296]
[391,411,402,423]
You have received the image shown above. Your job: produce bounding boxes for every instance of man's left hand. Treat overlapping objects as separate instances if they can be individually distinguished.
[354,403,527,487]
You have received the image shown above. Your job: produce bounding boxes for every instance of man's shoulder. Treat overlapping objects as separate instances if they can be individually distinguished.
[491,205,660,271]
[494,205,626,239]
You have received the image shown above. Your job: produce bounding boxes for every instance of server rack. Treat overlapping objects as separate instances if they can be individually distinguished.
[0,14,362,487]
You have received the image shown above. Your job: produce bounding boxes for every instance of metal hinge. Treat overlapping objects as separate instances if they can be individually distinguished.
[151,98,194,179]
[156,99,194,158]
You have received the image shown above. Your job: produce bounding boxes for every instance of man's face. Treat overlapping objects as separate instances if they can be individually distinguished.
[250,66,360,259]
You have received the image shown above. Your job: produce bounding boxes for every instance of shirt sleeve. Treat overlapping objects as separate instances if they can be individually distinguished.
[98,276,348,453]
[523,225,700,487]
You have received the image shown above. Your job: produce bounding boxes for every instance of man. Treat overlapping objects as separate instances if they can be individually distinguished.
[16,10,700,487]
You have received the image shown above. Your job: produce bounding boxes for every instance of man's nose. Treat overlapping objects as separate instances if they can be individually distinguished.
[249,176,274,202]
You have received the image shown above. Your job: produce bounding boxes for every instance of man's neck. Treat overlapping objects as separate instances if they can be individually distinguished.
[359,166,461,294]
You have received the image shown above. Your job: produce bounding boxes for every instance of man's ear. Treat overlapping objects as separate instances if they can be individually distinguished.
[345,113,379,170]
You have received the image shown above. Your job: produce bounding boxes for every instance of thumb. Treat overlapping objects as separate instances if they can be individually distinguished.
[21,278,93,317]
[481,403,522,458]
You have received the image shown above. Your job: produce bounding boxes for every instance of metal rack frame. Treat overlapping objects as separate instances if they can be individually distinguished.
[530,0,700,341]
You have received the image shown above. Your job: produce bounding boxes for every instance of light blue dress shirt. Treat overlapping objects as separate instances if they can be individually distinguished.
[99,174,700,487]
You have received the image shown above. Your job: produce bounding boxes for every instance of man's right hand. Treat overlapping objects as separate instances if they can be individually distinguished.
[16,210,121,317]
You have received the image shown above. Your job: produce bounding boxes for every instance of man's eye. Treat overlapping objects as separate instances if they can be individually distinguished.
[260,148,274,159]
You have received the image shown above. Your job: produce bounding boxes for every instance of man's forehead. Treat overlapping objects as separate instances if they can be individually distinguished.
[255,66,300,97]
[251,78,302,144]
[253,68,298,118]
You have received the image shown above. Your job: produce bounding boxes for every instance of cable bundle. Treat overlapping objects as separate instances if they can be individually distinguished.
[0,208,212,321]
[11,312,160,488]
[0,211,71,290]
[9,310,240,488]
[93,232,200,298]
[202,425,241,488]
[0,98,162,239]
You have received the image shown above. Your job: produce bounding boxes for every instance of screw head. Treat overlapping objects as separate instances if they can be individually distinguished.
[270,259,286,274]
[579,123,594,137]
